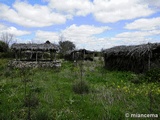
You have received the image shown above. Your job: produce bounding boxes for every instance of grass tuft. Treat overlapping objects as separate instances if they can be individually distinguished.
[73,80,89,94]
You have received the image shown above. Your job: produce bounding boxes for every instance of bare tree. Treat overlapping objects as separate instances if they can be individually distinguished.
[1,32,15,47]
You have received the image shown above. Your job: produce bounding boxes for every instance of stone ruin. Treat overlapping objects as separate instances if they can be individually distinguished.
[9,41,61,68]
[8,60,61,68]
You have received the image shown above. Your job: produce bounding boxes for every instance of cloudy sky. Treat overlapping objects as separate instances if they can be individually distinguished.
[0,0,160,50]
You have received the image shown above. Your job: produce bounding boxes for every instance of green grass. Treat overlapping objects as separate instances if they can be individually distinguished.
[0,59,160,120]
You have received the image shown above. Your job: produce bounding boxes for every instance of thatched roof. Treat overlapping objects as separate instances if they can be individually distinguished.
[11,41,59,51]
[65,49,94,55]
[104,43,160,56]
[103,43,160,73]
[104,43,160,60]
[69,49,94,54]
[64,49,94,61]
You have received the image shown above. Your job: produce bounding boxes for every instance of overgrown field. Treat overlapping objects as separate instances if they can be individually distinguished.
[0,59,160,120]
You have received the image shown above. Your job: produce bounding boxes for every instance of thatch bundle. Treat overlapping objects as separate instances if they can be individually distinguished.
[103,43,160,73]
[11,41,59,52]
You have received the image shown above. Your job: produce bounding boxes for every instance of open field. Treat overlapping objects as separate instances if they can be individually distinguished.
[0,58,160,120]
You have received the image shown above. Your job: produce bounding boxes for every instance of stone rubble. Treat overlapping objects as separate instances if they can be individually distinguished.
[8,60,61,68]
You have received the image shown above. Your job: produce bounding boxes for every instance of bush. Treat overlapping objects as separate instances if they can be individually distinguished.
[0,51,14,58]
[0,40,8,52]
[145,68,160,82]
[72,80,89,94]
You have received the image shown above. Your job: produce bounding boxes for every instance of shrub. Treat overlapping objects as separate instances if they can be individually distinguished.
[0,40,8,52]
[72,80,89,94]
[145,68,160,82]
[3,51,14,58]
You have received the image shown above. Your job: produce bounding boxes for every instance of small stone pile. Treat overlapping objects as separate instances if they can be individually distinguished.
[8,60,61,68]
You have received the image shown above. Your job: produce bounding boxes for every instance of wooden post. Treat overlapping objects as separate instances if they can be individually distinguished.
[42,51,44,60]
[18,50,21,61]
[72,52,74,61]
[53,51,56,61]
[30,50,33,60]
[15,50,18,60]
[50,51,53,61]
[20,50,22,60]
[36,52,38,62]
[83,50,85,61]
[92,53,94,60]
[148,43,151,71]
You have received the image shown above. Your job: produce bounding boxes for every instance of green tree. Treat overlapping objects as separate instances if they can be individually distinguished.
[58,36,76,56]
[0,40,9,52]
[1,33,14,46]
[0,33,15,58]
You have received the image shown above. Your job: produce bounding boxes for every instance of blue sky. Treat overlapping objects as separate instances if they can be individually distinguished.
[0,0,160,50]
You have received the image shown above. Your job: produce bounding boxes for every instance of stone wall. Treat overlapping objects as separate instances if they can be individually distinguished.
[8,60,61,68]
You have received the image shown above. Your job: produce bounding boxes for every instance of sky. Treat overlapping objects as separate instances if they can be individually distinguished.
[0,0,160,51]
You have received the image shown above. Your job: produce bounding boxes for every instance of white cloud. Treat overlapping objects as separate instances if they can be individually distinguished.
[116,30,160,38]
[0,0,157,27]
[111,37,153,46]
[0,24,30,36]
[3,27,31,36]
[62,24,110,39]
[0,2,67,27]
[0,24,7,30]
[33,24,110,50]
[92,0,154,23]
[125,17,160,30]
[115,16,160,48]
[110,29,160,47]
[34,30,59,43]
[61,24,110,48]
[140,0,160,8]
[47,0,155,23]
[48,0,93,16]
